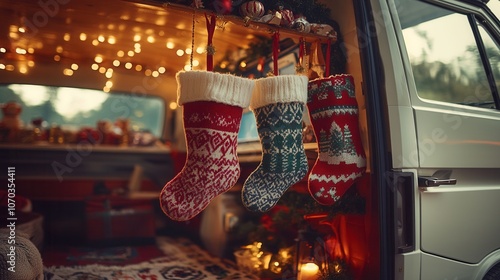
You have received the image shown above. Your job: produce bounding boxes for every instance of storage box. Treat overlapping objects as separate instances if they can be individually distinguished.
[85,196,156,244]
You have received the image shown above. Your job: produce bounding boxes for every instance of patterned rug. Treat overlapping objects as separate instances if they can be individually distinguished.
[44,237,258,279]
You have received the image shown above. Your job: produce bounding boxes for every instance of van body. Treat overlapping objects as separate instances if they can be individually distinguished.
[0,0,499,279]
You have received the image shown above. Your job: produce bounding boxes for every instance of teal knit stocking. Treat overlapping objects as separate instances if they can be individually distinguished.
[242,75,309,212]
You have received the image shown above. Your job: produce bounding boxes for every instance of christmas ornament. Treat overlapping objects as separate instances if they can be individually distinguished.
[306,74,366,205]
[291,17,311,33]
[259,11,282,26]
[279,9,294,27]
[239,0,265,20]
[160,71,254,221]
[310,23,336,37]
[242,75,309,212]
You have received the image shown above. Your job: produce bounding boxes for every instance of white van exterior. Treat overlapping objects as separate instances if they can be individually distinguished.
[361,0,500,279]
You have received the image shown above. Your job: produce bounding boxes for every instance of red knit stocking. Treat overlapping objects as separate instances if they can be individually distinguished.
[307,74,366,205]
[159,71,254,221]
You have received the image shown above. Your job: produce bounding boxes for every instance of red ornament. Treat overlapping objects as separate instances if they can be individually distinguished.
[280,9,294,27]
[239,0,265,20]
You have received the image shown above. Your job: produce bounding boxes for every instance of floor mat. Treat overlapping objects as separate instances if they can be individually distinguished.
[42,242,166,267]
[43,237,258,280]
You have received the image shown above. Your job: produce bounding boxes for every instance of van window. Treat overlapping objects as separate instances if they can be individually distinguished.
[399,1,499,109]
[0,84,165,137]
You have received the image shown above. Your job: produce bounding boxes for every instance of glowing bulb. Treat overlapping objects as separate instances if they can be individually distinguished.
[166,41,174,49]
[176,49,184,56]
[80,33,87,41]
[169,102,177,110]
[113,60,120,67]
[71,63,78,70]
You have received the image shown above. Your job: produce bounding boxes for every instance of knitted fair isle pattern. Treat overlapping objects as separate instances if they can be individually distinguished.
[160,101,243,221]
[242,102,308,212]
[307,74,366,205]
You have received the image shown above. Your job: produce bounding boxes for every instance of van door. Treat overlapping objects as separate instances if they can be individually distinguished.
[396,0,500,278]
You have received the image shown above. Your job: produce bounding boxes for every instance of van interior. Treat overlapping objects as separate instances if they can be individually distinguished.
[0,0,377,278]
[2,0,498,279]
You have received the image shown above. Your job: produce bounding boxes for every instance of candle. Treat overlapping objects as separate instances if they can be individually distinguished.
[298,262,319,280]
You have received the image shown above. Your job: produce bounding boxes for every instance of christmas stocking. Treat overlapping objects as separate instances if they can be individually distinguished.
[159,71,254,221]
[307,74,366,205]
[242,75,309,212]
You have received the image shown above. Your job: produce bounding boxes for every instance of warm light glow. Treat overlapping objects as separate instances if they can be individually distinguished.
[169,102,178,110]
[107,24,115,30]
[220,62,227,69]
[158,66,165,74]
[63,69,74,76]
[53,55,61,61]
[176,49,184,56]
[125,62,132,69]
[105,69,113,79]
[5,65,14,71]
[0,64,5,70]
[185,48,192,55]
[98,35,105,42]
[28,48,34,54]
[113,60,120,67]
[108,36,116,44]
[152,70,159,77]
[27,61,35,67]
[135,64,142,71]
[134,34,141,42]
[192,60,199,67]
[80,33,87,41]
[117,50,125,57]
[15,48,27,55]
[196,46,205,54]
[106,80,113,88]
[183,64,191,71]
[0,48,6,53]
[298,262,319,280]
[134,43,141,49]
[19,65,28,74]
[94,55,103,63]
[18,27,26,33]
[144,69,152,76]
[92,39,99,46]
[166,41,174,49]
[240,61,247,68]
[103,86,110,93]
[127,50,134,57]
[91,63,99,70]
[63,33,70,41]
[98,67,106,74]
[56,46,63,53]
[71,63,79,70]
[147,35,155,43]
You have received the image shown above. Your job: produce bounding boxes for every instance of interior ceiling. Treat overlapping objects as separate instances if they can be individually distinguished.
[0,0,336,103]
[0,0,270,101]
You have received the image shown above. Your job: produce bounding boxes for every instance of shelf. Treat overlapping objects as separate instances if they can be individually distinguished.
[162,2,337,44]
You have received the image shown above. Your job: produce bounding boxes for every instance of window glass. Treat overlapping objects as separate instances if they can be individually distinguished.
[477,22,500,95]
[0,84,165,138]
[399,1,497,109]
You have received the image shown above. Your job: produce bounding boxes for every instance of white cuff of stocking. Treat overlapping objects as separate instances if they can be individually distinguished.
[176,70,255,108]
[249,75,308,110]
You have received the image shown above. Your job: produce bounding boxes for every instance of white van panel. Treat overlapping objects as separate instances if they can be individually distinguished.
[420,252,478,280]
[421,184,500,263]
[413,104,500,168]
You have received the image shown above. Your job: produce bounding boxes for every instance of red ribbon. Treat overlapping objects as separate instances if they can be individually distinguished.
[272,31,280,76]
[325,38,332,77]
[205,13,216,71]
[299,37,304,65]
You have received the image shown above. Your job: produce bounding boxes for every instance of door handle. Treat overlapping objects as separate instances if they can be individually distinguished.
[418,176,457,187]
